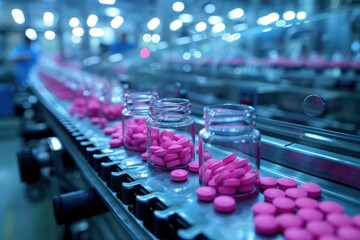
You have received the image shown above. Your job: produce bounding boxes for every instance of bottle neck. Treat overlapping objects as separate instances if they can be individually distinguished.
[125,92,158,114]
[150,98,191,122]
[204,104,256,135]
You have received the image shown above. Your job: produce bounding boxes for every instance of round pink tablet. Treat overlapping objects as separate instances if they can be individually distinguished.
[272,197,296,213]
[318,201,344,215]
[196,186,216,202]
[141,152,147,161]
[252,202,276,216]
[299,183,322,198]
[353,214,360,228]
[277,178,297,190]
[259,177,277,190]
[104,127,116,135]
[326,213,353,228]
[284,228,314,240]
[171,169,188,182]
[264,188,286,202]
[214,196,236,213]
[306,221,335,238]
[298,208,324,222]
[254,214,279,236]
[318,236,340,240]
[285,188,308,200]
[277,214,304,231]
[337,226,360,240]
[110,138,122,147]
[295,197,319,209]
[188,161,199,173]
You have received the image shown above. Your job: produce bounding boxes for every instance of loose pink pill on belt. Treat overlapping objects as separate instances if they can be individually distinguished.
[299,183,322,198]
[285,188,308,200]
[196,186,216,201]
[214,196,236,213]
[252,202,276,216]
[306,221,335,238]
[188,161,199,173]
[171,169,188,182]
[284,228,314,240]
[104,127,116,135]
[295,197,319,209]
[277,177,297,190]
[259,177,277,190]
[254,214,279,236]
[276,213,304,231]
[272,197,296,213]
[264,188,286,202]
[318,201,344,215]
[110,139,122,148]
[298,208,324,223]
[337,226,360,240]
[326,213,353,228]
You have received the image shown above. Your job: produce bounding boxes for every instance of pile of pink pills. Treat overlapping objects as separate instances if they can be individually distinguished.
[199,153,258,196]
[123,118,147,152]
[105,123,123,148]
[147,129,194,169]
[252,177,360,239]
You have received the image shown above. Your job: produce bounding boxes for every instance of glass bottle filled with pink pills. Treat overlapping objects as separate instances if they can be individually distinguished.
[198,104,261,199]
[122,92,159,152]
[146,98,195,170]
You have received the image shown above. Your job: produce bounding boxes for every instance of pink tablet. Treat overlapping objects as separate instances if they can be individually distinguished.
[254,214,279,236]
[188,161,199,173]
[104,127,116,135]
[264,188,286,202]
[297,208,324,222]
[277,178,297,190]
[252,202,276,216]
[284,228,314,240]
[276,213,304,231]
[326,213,353,228]
[285,188,308,200]
[318,235,340,240]
[272,197,296,213]
[214,196,236,213]
[259,177,277,190]
[337,226,360,240]
[295,197,319,209]
[110,138,122,147]
[299,183,322,198]
[353,214,360,228]
[306,221,335,238]
[141,152,147,161]
[196,186,216,202]
[170,169,188,182]
[318,201,344,215]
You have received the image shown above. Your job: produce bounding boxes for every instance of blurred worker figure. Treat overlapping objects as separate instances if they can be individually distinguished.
[8,34,41,87]
[109,32,136,54]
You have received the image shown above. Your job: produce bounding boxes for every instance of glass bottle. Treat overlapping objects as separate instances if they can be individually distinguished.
[146,98,195,170]
[198,104,261,199]
[122,92,158,152]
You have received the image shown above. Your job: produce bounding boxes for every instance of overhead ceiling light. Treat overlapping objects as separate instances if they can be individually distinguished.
[69,17,80,27]
[283,11,295,21]
[11,9,25,24]
[172,2,185,12]
[43,12,54,27]
[169,19,183,31]
[87,14,98,27]
[208,16,222,25]
[151,34,161,43]
[268,12,280,22]
[44,30,55,40]
[147,17,160,30]
[143,33,152,43]
[110,16,124,29]
[179,14,193,23]
[89,28,104,37]
[105,7,120,17]
[204,4,215,14]
[195,22,207,32]
[72,27,84,37]
[297,11,307,20]
[25,29,37,40]
[228,8,244,20]
[212,22,225,33]
[98,0,115,5]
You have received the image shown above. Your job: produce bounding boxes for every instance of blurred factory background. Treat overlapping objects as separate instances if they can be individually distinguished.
[0,0,359,240]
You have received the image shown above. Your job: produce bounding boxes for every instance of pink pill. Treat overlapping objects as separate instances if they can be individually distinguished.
[259,177,277,190]
[151,155,165,167]
[254,214,279,236]
[237,183,255,193]
[171,169,188,182]
[240,171,257,185]
[213,170,230,185]
[110,139,122,148]
[166,159,181,168]
[222,178,241,187]
[203,151,212,160]
[180,154,191,165]
[213,166,227,175]
[179,147,191,158]
[218,186,236,195]
[264,188,286,202]
[161,136,173,143]
[104,127,116,135]
[242,164,252,172]
[202,169,213,184]
[214,196,236,213]
[222,153,236,165]
[111,132,123,139]
[299,183,322,198]
[285,188,308,200]
[196,186,216,202]
[306,221,335,238]
[177,137,190,147]
[318,201,344,215]
[154,149,168,157]
[232,158,248,168]
[188,161,199,173]
[141,152,147,161]
[277,178,297,190]
[298,208,324,222]
[161,141,173,149]
[229,168,245,179]
[164,153,178,161]
[252,202,276,216]
[295,198,319,209]
[208,161,223,171]
[337,226,360,240]
[353,214,360,228]
[208,179,216,187]
[326,213,353,228]
[318,235,339,240]
[168,144,183,153]
[149,146,162,153]
[276,213,304,231]
[284,228,314,240]
[272,197,296,213]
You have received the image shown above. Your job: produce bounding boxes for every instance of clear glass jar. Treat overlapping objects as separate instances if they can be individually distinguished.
[122,92,159,152]
[146,98,195,170]
[198,104,261,199]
